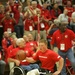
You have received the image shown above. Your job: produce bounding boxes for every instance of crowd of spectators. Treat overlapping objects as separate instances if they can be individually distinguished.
[0,0,75,75]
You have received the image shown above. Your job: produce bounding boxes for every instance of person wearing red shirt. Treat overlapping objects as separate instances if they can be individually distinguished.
[26,34,38,52]
[41,3,52,31]
[26,39,63,75]
[24,12,35,40]
[1,12,16,33]
[65,0,74,17]
[6,38,17,63]
[8,0,24,38]
[8,38,39,72]
[51,3,61,20]
[62,0,72,6]
[2,31,13,62]
[41,7,52,21]
[50,19,75,75]
[9,0,23,24]
[14,5,24,38]
[33,8,50,41]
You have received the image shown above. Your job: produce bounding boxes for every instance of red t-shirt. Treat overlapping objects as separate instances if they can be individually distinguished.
[41,8,52,31]
[2,38,13,52]
[2,18,15,32]
[66,7,74,17]
[33,15,47,30]
[2,38,13,62]
[24,18,34,31]
[51,29,75,52]
[37,4,42,10]
[26,41,38,51]
[33,49,61,72]
[51,9,61,19]
[7,45,16,62]
[10,3,20,24]
[9,46,34,65]
[41,9,52,21]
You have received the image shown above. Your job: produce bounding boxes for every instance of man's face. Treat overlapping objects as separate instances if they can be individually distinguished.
[59,23,67,32]
[18,6,22,12]
[4,32,9,38]
[67,1,72,7]
[54,4,58,9]
[43,3,47,9]
[28,34,33,41]
[18,40,25,48]
[39,42,47,52]
[32,3,37,9]
[5,13,10,19]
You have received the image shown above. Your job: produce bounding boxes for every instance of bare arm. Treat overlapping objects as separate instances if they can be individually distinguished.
[8,58,20,66]
[47,23,54,35]
[18,0,23,6]
[53,57,64,75]
[26,57,37,63]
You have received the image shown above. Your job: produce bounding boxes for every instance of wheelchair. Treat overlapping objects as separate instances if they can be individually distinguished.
[9,66,53,75]
[9,66,26,75]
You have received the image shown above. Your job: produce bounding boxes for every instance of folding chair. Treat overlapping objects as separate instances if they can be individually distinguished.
[66,58,74,75]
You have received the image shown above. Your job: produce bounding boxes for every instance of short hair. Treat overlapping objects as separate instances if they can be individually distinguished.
[39,39,47,45]
[16,38,25,46]
[31,1,37,5]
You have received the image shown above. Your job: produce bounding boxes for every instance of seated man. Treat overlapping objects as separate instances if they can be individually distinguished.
[26,39,64,75]
[7,38,39,73]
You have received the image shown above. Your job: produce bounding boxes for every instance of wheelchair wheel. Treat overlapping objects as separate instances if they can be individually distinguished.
[9,66,25,75]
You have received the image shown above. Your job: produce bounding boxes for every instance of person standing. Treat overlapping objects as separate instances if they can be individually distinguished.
[50,19,75,75]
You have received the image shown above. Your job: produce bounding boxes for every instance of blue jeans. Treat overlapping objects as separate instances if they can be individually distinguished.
[20,64,39,71]
[0,60,6,75]
[58,49,75,75]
